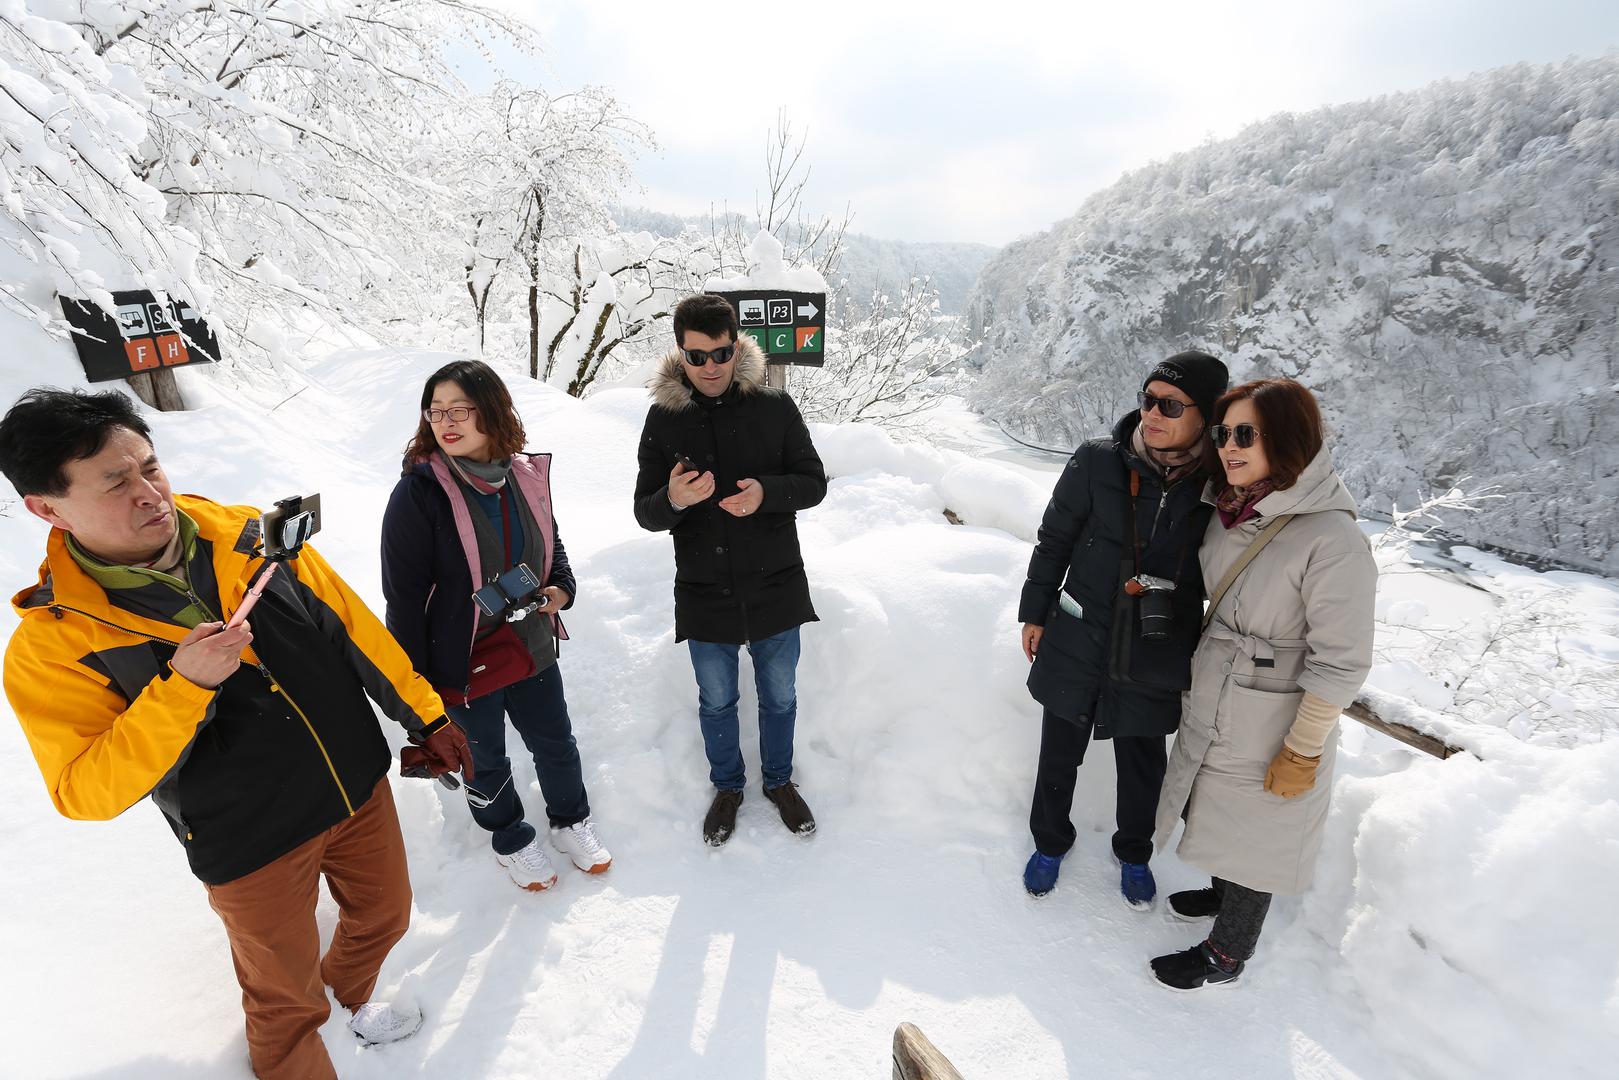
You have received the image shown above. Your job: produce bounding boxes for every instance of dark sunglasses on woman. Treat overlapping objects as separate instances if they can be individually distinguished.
[1210,423,1263,449]
[1138,391,1195,418]
[682,344,736,367]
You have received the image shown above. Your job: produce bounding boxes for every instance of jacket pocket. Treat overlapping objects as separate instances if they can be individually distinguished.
[1219,680,1302,762]
[673,534,721,584]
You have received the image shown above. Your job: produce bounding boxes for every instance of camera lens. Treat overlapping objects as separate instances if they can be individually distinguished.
[1139,589,1175,641]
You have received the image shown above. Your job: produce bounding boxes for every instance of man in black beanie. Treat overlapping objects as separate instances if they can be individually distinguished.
[1016,349,1229,909]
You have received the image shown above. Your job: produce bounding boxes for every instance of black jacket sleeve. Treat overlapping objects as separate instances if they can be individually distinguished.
[633,409,688,533]
[547,521,577,610]
[1018,447,1094,625]
[379,475,433,677]
[758,394,828,513]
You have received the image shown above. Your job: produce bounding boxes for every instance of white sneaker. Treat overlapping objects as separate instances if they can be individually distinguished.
[348,1001,422,1046]
[550,818,613,874]
[496,837,559,891]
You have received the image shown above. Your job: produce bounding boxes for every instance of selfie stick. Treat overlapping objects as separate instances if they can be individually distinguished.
[226,562,280,629]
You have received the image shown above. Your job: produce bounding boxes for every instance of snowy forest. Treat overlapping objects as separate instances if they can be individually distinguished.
[967,56,1619,572]
[1,4,1616,1079]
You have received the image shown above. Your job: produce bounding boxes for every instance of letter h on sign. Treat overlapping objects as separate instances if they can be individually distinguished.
[156,335,190,366]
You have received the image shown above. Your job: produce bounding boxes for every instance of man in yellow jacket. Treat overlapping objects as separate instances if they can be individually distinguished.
[0,388,473,1080]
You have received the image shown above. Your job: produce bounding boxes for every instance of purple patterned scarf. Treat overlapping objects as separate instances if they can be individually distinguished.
[1216,480,1275,529]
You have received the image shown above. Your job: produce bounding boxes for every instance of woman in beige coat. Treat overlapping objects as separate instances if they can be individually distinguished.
[1149,378,1377,991]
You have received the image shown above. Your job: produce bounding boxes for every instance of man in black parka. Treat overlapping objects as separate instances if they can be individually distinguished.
[634,294,828,846]
[1018,351,1228,908]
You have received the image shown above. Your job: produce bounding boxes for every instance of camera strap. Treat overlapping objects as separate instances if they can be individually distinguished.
[1200,513,1296,632]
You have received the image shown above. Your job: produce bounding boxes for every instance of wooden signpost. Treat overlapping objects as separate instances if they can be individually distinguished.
[59,291,220,411]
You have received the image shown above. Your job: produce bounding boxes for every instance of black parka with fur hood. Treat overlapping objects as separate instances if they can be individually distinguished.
[633,336,827,644]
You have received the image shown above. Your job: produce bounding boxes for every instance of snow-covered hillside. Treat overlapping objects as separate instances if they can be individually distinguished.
[1,321,1615,1078]
[966,55,1619,572]
[614,206,997,315]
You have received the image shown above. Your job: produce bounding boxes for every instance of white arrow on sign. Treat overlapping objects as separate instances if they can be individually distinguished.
[797,301,819,320]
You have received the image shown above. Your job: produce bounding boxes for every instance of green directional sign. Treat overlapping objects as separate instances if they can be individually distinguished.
[716,290,827,367]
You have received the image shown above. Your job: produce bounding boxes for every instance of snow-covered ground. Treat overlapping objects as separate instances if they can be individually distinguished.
[1,341,1615,1079]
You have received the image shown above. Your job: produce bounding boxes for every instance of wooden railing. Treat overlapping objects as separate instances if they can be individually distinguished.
[1344,699,1465,759]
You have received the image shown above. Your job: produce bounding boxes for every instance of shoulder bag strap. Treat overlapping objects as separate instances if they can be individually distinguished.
[1201,513,1296,632]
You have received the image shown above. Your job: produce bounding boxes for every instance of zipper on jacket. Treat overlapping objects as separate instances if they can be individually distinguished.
[202,573,353,814]
[1148,484,1172,543]
[257,661,356,817]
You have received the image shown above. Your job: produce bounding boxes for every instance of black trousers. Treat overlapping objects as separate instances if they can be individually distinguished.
[1029,708,1167,864]
[1208,877,1273,962]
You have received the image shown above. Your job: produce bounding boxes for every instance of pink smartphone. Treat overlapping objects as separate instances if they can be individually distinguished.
[227,562,279,629]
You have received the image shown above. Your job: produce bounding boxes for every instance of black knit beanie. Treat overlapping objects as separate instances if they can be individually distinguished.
[1143,350,1229,420]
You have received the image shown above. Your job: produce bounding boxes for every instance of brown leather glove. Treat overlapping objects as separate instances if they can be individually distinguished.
[1264,745,1320,798]
[402,720,475,780]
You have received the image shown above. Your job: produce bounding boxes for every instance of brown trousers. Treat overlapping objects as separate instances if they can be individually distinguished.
[206,777,412,1080]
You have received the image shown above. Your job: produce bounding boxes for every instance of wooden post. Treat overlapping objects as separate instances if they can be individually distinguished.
[893,1023,965,1080]
[126,368,185,411]
[766,362,790,391]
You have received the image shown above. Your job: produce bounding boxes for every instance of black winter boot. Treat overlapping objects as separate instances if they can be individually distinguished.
[703,789,744,846]
[763,782,816,836]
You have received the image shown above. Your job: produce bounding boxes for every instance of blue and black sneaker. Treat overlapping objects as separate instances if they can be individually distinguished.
[1023,851,1063,897]
[1117,858,1156,911]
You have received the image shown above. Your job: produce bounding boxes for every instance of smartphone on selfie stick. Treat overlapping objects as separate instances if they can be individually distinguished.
[226,494,324,629]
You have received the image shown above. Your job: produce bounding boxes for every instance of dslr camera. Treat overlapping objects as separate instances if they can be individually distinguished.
[1124,572,1177,641]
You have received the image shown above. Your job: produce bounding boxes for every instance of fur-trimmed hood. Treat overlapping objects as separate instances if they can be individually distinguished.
[648,335,769,412]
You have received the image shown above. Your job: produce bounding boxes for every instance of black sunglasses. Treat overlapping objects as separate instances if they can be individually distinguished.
[1138,391,1196,419]
[1211,423,1263,449]
[682,345,736,367]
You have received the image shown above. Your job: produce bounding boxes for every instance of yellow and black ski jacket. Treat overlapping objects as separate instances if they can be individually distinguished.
[5,495,448,884]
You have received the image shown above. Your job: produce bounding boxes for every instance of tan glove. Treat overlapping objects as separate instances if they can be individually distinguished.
[1265,745,1321,798]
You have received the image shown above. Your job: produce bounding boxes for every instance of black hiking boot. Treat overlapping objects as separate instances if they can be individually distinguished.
[763,782,816,836]
[1168,886,1223,922]
[1149,942,1243,992]
[703,789,744,846]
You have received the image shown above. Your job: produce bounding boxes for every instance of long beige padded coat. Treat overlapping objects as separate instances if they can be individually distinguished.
[1153,446,1378,895]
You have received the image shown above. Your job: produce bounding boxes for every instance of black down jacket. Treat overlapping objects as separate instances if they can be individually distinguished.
[1019,411,1213,737]
[633,336,827,644]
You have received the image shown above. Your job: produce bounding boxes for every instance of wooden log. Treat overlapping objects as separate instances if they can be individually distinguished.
[1343,700,1465,760]
[893,1023,965,1080]
[126,368,185,412]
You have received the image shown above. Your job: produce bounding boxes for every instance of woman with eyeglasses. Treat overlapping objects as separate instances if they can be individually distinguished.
[1149,378,1376,990]
[380,360,611,892]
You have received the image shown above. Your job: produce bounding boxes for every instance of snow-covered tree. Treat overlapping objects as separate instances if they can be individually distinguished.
[4,0,535,378]
[966,55,1619,569]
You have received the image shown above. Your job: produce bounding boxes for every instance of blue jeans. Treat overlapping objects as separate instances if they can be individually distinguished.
[448,664,589,856]
[687,626,800,791]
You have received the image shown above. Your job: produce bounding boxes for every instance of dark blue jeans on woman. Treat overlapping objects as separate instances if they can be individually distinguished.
[448,664,589,856]
[687,626,800,791]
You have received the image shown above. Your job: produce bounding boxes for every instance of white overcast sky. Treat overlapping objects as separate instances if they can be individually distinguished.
[464,1,1619,247]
